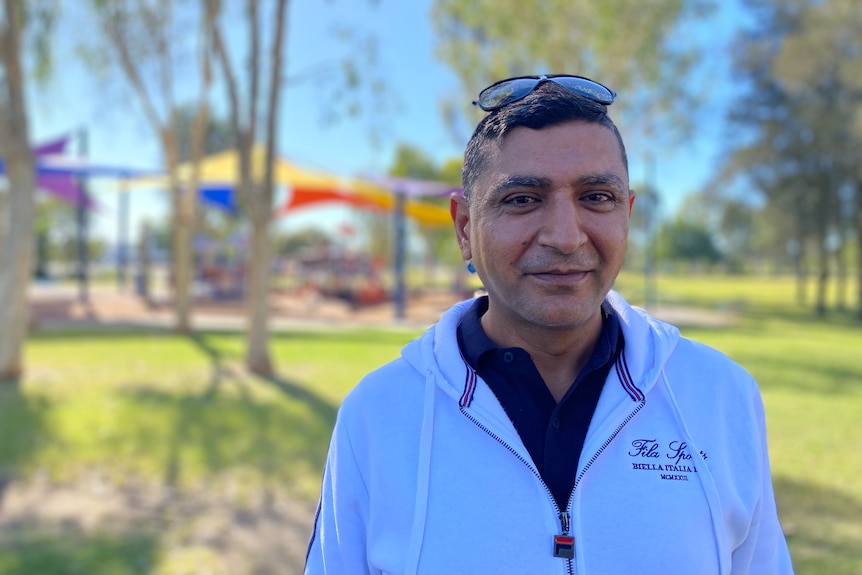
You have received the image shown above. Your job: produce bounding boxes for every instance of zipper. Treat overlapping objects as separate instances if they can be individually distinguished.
[459,407,574,574]
[460,399,646,575]
[572,401,645,491]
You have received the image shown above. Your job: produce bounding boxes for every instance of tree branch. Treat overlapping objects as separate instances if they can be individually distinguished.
[211,7,241,143]
[104,13,165,136]
[247,0,259,144]
[262,0,288,217]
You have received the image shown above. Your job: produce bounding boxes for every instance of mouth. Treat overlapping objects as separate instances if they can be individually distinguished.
[529,269,591,284]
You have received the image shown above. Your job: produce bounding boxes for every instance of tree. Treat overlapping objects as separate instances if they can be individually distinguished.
[719,0,862,316]
[0,0,39,380]
[659,217,722,269]
[718,198,757,273]
[210,0,288,376]
[771,0,862,318]
[87,0,212,332]
[431,0,716,147]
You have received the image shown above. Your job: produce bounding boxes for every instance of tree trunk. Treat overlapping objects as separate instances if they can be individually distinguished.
[794,246,807,306]
[138,221,152,303]
[162,130,193,333]
[0,0,35,381]
[243,0,287,376]
[171,182,194,332]
[0,148,35,381]
[834,237,846,311]
[245,209,273,376]
[814,234,828,317]
[856,181,862,321]
[0,187,5,254]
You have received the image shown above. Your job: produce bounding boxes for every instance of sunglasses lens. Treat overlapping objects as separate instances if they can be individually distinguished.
[552,76,616,105]
[475,75,616,111]
[476,78,540,111]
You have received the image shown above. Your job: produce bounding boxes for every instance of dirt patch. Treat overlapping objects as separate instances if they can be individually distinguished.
[0,470,316,574]
[29,284,468,331]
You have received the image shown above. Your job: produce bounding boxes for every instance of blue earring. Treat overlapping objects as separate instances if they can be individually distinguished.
[466,260,476,274]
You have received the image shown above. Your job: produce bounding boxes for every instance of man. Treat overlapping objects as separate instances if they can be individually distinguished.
[305,75,794,574]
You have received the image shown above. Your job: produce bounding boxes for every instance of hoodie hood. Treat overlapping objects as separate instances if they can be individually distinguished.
[400,298,476,402]
[401,290,682,400]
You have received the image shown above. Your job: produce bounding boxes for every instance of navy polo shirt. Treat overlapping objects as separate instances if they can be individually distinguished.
[456,296,623,510]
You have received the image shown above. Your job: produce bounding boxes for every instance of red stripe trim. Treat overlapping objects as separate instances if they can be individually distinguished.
[459,365,477,408]
[615,351,645,402]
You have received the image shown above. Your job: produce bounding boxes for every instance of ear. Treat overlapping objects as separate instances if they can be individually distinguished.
[628,189,636,216]
[450,193,473,261]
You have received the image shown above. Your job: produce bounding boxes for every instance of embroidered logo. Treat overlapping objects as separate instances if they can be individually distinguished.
[627,439,708,481]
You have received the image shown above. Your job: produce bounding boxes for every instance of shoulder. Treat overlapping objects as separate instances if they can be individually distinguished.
[335,347,430,447]
[341,355,425,414]
[668,336,757,390]
[663,335,767,434]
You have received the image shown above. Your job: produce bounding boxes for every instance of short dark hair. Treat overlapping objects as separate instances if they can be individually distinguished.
[461,82,628,201]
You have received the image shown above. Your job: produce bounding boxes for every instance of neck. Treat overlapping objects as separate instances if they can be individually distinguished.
[480,310,603,403]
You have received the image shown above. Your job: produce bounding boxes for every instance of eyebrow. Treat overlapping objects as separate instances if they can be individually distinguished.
[489,175,552,196]
[577,173,628,190]
[489,172,628,196]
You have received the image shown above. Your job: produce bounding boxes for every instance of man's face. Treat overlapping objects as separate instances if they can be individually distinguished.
[452,120,634,337]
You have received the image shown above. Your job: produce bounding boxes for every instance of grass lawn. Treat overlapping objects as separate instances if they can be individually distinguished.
[1,273,860,574]
[0,326,419,574]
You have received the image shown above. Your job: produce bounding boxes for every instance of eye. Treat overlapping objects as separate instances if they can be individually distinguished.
[583,192,614,203]
[503,194,540,206]
[581,191,618,210]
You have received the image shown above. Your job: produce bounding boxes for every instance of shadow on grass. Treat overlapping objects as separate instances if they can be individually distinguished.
[743,305,862,328]
[116,383,335,492]
[775,475,862,575]
[724,355,862,396]
[30,325,418,346]
[0,381,50,508]
[186,330,338,422]
[97,331,340,491]
[643,289,862,329]
[0,530,158,575]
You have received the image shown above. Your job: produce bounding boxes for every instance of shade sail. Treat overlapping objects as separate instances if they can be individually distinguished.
[200,185,238,214]
[360,175,461,198]
[34,154,161,179]
[340,179,453,227]
[1,138,153,207]
[131,145,453,227]
[132,146,344,192]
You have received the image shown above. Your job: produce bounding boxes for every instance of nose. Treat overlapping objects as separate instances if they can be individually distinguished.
[537,195,587,254]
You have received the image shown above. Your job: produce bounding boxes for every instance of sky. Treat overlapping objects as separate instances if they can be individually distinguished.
[26,0,742,247]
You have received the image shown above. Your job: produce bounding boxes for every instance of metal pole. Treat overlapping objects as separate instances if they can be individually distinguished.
[644,150,658,312]
[76,127,89,304]
[117,181,130,291]
[393,190,406,320]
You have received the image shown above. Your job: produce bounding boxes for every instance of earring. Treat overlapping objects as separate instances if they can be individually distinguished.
[466,260,476,274]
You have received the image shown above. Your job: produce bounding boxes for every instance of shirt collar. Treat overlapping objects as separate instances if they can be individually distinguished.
[456,296,622,371]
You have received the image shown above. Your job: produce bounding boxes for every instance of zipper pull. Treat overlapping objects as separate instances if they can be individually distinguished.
[553,512,575,559]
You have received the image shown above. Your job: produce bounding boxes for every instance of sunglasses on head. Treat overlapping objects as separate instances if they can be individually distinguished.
[473,74,616,111]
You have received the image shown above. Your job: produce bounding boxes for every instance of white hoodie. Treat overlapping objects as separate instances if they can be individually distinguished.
[305,292,794,574]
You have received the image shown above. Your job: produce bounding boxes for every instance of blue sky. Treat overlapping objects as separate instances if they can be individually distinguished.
[28,0,740,245]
